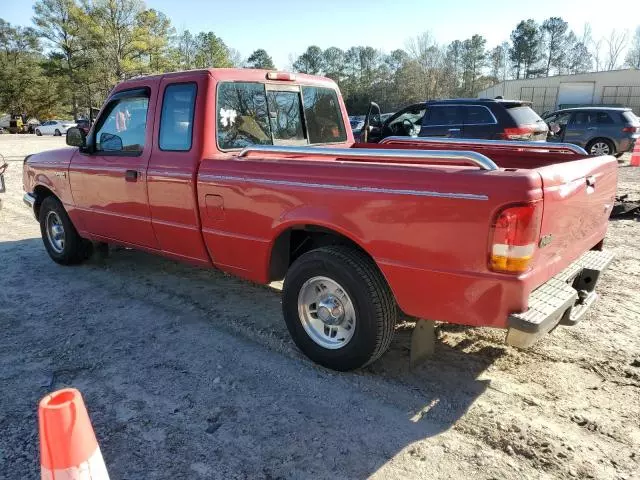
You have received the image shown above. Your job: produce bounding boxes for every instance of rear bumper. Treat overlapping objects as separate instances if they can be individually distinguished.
[506,249,614,348]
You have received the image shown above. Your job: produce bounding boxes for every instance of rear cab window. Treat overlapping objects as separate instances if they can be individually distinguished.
[217,82,347,150]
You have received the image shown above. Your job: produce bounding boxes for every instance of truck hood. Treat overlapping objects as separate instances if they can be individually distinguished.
[26,147,77,168]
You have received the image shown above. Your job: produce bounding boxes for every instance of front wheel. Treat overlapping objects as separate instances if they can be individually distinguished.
[282,246,397,371]
[35,129,42,136]
[54,129,61,136]
[39,196,92,265]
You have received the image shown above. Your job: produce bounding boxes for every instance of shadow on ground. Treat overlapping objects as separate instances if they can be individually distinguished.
[0,238,504,478]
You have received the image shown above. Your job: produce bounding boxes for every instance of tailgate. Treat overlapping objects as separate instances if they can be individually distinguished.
[534,154,617,279]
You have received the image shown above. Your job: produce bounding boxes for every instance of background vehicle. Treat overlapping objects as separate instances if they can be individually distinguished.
[35,120,76,136]
[75,119,92,135]
[362,98,548,143]
[543,107,640,156]
[23,69,615,371]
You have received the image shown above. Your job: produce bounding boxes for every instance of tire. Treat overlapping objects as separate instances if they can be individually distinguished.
[39,196,92,265]
[54,129,61,136]
[282,245,397,371]
[35,129,42,136]
[586,138,615,156]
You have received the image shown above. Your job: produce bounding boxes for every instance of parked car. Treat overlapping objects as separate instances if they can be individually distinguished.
[35,120,77,136]
[23,68,615,371]
[361,98,548,143]
[542,107,640,157]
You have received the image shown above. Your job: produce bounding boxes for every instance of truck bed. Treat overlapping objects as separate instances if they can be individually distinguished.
[197,139,617,329]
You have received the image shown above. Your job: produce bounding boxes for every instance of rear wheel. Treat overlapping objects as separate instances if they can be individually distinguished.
[282,245,397,371]
[39,196,92,265]
[586,138,615,156]
[35,129,42,136]
[54,129,61,136]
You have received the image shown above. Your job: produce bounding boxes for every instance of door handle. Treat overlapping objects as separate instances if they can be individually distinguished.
[586,175,596,187]
[125,170,138,182]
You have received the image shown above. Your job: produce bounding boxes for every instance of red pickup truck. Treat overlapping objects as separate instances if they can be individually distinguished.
[23,69,616,371]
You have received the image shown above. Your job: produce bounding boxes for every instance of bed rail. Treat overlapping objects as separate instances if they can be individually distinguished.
[238,145,499,171]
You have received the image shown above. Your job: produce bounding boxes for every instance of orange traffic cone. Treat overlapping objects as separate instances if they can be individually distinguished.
[38,388,110,480]
[630,141,640,167]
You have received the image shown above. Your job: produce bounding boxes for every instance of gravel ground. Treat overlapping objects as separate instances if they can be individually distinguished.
[0,136,639,479]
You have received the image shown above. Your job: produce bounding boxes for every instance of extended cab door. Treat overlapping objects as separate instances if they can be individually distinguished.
[69,87,158,248]
[419,105,464,137]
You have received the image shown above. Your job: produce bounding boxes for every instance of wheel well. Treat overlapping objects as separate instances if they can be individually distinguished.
[269,226,370,282]
[33,185,56,218]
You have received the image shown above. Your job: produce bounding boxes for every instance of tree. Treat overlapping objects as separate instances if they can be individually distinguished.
[193,32,233,68]
[624,26,640,68]
[605,29,629,70]
[541,17,569,76]
[32,0,92,117]
[246,49,274,69]
[0,19,59,118]
[323,47,345,81]
[292,45,324,74]
[565,32,592,74]
[460,34,486,96]
[136,8,174,73]
[510,20,543,78]
[88,0,147,81]
[175,29,196,69]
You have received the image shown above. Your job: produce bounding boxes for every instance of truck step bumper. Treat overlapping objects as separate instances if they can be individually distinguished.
[506,249,614,348]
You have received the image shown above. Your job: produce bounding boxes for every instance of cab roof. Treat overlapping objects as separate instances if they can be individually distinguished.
[117,68,338,89]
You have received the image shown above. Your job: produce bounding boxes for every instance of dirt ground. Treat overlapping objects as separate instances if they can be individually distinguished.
[1,136,639,480]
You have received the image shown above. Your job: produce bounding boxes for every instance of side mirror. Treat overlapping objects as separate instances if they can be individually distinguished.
[361,101,382,143]
[66,127,86,148]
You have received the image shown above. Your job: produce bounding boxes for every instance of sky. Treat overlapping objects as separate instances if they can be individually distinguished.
[2,0,638,68]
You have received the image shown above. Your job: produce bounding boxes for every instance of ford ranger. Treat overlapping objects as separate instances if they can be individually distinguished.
[23,69,616,371]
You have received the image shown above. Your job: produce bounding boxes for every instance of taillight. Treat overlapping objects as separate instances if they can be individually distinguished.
[622,126,639,133]
[489,202,542,274]
[266,71,296,81]
[499,126,535,140]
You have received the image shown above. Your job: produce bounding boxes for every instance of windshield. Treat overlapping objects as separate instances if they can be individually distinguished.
[217,82,347,149]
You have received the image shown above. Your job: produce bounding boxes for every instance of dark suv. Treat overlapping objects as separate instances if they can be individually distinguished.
[542,107,639,156]
[362,98,548,143]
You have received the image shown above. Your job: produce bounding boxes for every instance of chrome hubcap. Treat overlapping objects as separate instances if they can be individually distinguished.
[590,142,610,155]
[298,276,356,349]
[45,211,65,253]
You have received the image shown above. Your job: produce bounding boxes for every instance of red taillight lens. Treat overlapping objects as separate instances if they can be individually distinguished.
[499,126,535,140]
[489,202,542,273]
[622,126,639,133]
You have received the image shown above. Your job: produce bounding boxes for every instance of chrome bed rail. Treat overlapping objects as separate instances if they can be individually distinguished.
[238,145,499,171]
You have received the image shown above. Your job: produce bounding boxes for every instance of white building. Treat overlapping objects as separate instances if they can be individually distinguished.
[478,69,640,115]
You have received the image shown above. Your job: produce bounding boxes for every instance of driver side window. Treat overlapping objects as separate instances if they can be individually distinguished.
[95,95,149,154]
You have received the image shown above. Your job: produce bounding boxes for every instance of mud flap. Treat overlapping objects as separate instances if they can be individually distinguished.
[410,319,435,367]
